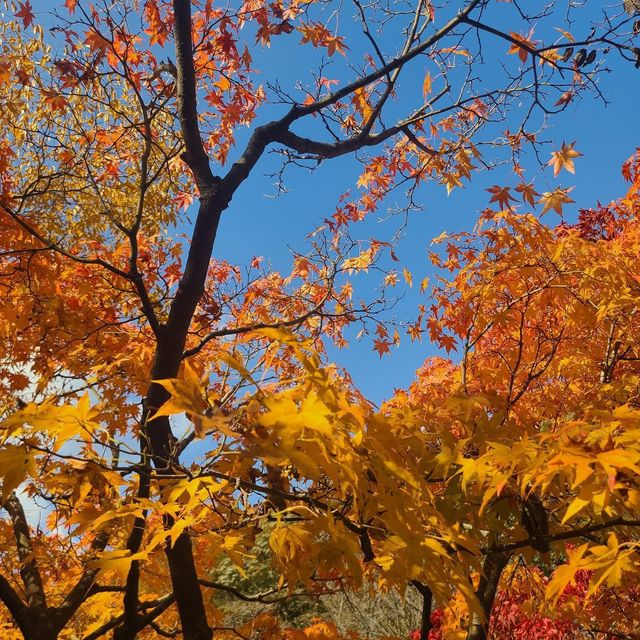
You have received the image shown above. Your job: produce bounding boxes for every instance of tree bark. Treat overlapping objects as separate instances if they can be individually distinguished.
[411,581,433,640]
[466,552,510,640]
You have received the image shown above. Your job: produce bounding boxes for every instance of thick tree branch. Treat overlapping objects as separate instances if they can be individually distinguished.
[3,493,47,610]
[83,593,176,640]
[198,580,285,604]
[217,0,482,206]
[173,0,214,186]
[466,552,510,640]
[411,581,434,640]
[0,575,27,633]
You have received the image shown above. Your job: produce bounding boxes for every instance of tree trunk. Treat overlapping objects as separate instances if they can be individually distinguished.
[411,581,433,640]
[466,552,510,640]
[139,195,223,640]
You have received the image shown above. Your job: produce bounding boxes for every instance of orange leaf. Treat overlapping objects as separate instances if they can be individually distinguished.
[85,29,111,56]
[548,141,582,176]
[422,71,432,98]
[373,338,392,358]
[487,185,516,210]
[538,187,575,215]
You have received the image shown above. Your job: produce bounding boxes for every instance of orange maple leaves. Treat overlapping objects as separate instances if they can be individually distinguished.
[507,30,540,63]
[298,21,348,56]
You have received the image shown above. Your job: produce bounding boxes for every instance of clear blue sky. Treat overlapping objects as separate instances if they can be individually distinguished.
[25,0,640,404]
[209,2,640,403]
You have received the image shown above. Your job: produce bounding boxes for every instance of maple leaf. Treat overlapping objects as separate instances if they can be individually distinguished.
[438,334,457,353]
[326,35,348,57]
[555,90,574,107]
[507,30,540,63]
[539,188,575,215]
[373,338,392,357]
[442,172,463,194]
[548,141,582,176]
[85,29,111,57]
[438,46,471,58]
[515,182,540,206]
[384,272,399,287]
[15,1,35,27]
[44,92,68,112]
[422,71,432,97]
[0,62,11,85]
[173,190,194,211]
[214,75,232,92]
[0,446,36,504]
[407,322,423,341]
[487,185,517,210]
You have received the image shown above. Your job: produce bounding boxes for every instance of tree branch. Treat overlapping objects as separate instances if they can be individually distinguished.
[173,0,214,186]
[3,493,47,610]
[54,530,111,631]
[198,580,286,604]
[466,551,510,640]
[83,593,176,640]
[217,0,482,206]
[483,518,640,555]
[0,575,27,633]
[411,581,433,640]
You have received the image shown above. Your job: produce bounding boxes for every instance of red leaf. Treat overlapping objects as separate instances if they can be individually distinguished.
[16,1,35,27]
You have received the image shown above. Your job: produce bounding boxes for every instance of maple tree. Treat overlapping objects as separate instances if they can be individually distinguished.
[1,1,640,639]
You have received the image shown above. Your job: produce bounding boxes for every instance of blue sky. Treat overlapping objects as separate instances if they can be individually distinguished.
[23,0,640,404]
[207,2,640,403]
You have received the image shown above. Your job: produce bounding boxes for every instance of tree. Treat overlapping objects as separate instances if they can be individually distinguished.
[0,1,639,639]
[396,149,640,639]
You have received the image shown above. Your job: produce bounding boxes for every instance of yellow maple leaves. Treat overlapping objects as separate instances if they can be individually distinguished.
[0,445,36,504]
[152,361,211,435]
[546,534,636,604]
[260,390,333,437]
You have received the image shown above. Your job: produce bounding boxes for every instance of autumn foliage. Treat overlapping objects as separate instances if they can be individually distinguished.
[2,1,640,639]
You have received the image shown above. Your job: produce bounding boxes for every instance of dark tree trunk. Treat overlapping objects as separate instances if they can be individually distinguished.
[466,552,510,640]
[412,581,433,640]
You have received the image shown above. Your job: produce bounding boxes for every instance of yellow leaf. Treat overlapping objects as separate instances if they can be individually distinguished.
[561,494,590,524]
[381,457,420,489]
[260,390,332,436]
[0,445,36,505]
[269,524,313,563]
[219,350,258,387]
[538,188,575,215]
[214,75,231,91]
[91,550,149,578]
[546,543,589,603]
[151,362,208,420]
